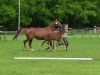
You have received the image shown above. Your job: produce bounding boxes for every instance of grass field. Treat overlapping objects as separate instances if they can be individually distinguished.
[0,35,100,75]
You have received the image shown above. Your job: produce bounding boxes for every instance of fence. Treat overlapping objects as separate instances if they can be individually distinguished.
[0,29,100,41]
[0,31,16,41]
[68,28,100,38]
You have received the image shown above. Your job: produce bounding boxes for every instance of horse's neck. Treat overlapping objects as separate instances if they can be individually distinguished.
[47,23,55,31]
[22,28,27,31]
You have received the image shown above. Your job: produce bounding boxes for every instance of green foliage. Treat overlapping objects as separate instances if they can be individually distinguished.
[0,0,99,30]
[0,0,17,30]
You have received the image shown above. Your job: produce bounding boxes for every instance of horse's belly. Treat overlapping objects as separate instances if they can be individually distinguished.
[33,30,53,40]
[35,34,45,40]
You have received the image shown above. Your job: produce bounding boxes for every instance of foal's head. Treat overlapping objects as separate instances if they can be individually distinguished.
[63,24,68,30]
[60,24,68,33]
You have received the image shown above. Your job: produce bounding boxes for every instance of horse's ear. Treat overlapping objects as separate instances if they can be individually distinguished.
[51,16,57,20]
[54,19,59,24]
[55,18,59,21]
[20,27,22,29]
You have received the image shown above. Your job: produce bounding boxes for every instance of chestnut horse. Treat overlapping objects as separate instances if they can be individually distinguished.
[13,19,62,51]
[41,24,68,51]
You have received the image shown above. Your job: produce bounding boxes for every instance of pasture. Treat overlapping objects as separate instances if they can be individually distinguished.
[0,34,100,75]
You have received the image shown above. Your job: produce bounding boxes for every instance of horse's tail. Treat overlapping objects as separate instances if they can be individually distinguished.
[13,28,27,40]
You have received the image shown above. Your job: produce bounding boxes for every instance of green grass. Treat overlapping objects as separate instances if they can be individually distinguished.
[0,35,100,75]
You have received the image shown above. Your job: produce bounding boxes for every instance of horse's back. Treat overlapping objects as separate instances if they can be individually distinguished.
[25,27,53,39]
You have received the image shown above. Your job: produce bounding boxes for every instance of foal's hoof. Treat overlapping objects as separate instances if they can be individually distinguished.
[64,48,68,51]
[31,49,35,51]
[53,49,56,52]
[65,48,68,51]
[52,48,56,52]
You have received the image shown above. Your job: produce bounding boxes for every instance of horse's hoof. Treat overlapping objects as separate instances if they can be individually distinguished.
[23,48,26,51]
[45,47,49,50]
[31,49,35,51]
[45,49,48,50]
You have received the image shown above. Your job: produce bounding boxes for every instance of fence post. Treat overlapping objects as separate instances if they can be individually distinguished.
[97,30,99,38]
[74,29,76,38]
[89,30,91,38]
[4,31,6,41]
[82,30,84,38]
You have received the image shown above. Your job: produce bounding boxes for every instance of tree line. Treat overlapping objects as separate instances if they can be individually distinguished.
[0,0,100,30]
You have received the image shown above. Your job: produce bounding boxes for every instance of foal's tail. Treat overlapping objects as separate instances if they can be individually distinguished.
[13,28,27,40]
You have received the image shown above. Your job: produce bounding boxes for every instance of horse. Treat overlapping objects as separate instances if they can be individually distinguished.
[13,19,62,51]
[41,24,68,51]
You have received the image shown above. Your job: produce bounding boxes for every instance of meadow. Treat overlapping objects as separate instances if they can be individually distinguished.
[0,34,100,75]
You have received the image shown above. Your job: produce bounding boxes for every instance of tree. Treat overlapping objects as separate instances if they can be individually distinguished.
[0,0,17,30]
[0,0,99,30]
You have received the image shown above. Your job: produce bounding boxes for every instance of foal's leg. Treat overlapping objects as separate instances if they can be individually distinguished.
[23,39,29,50]
[57,41,64,47]
[49,40,56,51]
[49,40,54,49]
[59,39,66,50]
[52,40,55,50]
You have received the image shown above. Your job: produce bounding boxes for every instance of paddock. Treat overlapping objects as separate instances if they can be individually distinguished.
[0,34,100,75]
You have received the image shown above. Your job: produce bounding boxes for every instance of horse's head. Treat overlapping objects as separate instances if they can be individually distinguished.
[49,19,62,30]
[54,19,62,29]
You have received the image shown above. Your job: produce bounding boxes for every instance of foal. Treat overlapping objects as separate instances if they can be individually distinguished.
[41,24,68,51]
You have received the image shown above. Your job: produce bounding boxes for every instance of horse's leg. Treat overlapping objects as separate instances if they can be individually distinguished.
[49,40,53,49]
[41,40,47,47]
[45,41,50,50]
[29,39,35,51]
[23,39,29,50]
[45,40,52,50]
